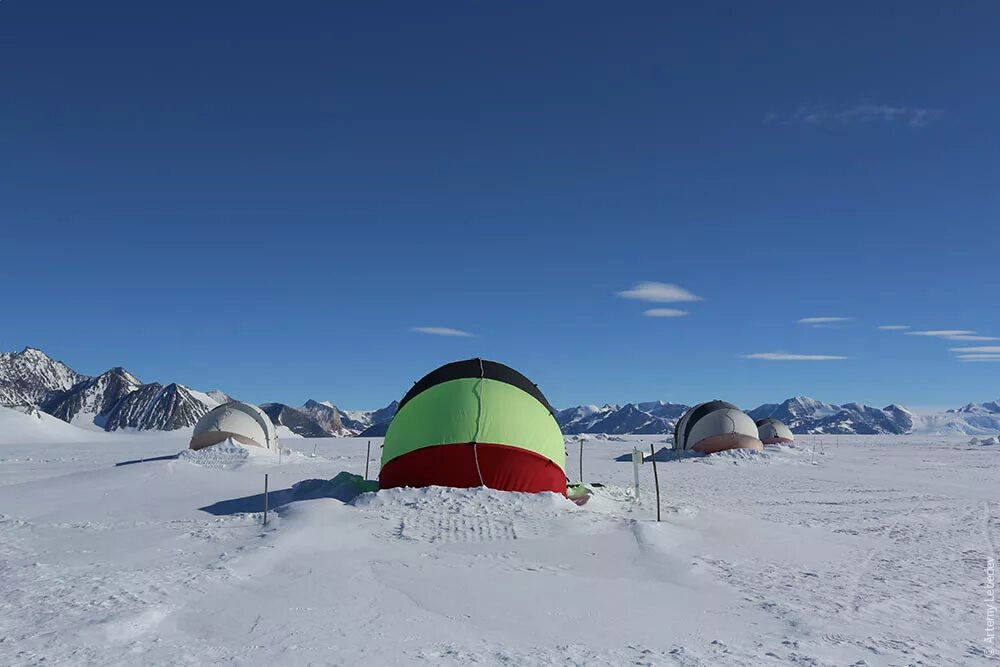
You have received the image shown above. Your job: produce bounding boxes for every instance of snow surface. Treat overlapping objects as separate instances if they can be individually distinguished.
[275,424,304,440]
[0,406,105,444]
[0,433,996,665]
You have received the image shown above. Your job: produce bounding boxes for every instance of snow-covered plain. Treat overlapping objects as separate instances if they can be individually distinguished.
[0,430,997,666]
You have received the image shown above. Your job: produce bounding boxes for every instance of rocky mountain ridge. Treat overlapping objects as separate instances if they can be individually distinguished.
[2,347,997,437]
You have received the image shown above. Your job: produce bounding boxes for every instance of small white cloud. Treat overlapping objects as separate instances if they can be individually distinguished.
[906,329,975,337]
[643,308,689,317]
[617,281,702,303]
[740,352,848,361]
[410,327,474,337]
[797,316,853,326]
[905,330,997,341]
[956,354,1000,362]
[949,346,1000,354]
[945,334,1000,341]
[877,325,910,330]
[834,104,943,127]
[768,103,943,128]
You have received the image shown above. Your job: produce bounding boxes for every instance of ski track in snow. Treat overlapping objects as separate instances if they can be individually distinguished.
[0,435,996,665]
[845,492,926,617]
[983,501,998,562]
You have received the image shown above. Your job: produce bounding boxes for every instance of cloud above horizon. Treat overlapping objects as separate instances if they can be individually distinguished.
[766,103,943,128]
[946,335,1000,341]
[948,346,1000,354]
[797,316,853,327]
[410,327,475,337]
[906,329,975,337]
[617,281,703,303]
[906,330,999,341]
[740,352,848,361]
[877,325,910,331]
[955,354,1000,362]
[643,308,689,317]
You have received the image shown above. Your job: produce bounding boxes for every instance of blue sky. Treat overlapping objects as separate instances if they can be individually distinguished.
[2,2,998,410]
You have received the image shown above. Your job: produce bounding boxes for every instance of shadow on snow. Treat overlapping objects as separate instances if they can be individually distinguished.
[613,446,701,463]
[114,454,180,466]
[199,473,377,516]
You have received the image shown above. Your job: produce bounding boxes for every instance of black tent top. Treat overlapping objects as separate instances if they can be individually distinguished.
[397,358,556,416]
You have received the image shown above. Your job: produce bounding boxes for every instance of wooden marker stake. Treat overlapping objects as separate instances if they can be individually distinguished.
[365,440,371,479]
[650,444,661,522]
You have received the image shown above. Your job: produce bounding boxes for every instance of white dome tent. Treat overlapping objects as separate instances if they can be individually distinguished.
[189,401,278,451]
[674,400,764,454]
[756,417,794,445]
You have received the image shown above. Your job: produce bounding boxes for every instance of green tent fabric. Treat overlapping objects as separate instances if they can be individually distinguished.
[379,359,566,494]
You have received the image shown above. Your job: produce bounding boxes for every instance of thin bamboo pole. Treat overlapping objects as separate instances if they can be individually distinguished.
[650,444,661,522]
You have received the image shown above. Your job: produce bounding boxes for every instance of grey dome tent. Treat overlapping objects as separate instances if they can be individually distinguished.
[755,417,794,445]
[674,400,763,453]
[189,401,278,451]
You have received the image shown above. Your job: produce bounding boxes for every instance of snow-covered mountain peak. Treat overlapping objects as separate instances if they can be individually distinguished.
[42,364,144,426]
[106,366,141,383]
[300,399,352,435]
[206,390,231,404]
[788,395,824,409]
[950,400,1000,415]
[102,382,212,432]
[0,347,86,406]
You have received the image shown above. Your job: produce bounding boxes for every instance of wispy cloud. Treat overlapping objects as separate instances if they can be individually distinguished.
[906,329,975,337]
[766,103,943,128]
[945,335,1000,341]
[877,325,910,331]
[410,327,474,337]
[955,354,1000,362]
[797,316,853,327]
[740,352,848,361]
[906,330,998,341]
[643,308,689,317]
[835,104,943,127]
[949,346,1000,354]
[617,281,702,303]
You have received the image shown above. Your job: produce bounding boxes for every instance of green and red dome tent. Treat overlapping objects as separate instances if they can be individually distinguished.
[379,358,566,495]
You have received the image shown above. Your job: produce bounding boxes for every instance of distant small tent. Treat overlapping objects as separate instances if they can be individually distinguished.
[380,358,566,494]
[189,401,277,451]
[674,400,763,453]
[756,417,794,445]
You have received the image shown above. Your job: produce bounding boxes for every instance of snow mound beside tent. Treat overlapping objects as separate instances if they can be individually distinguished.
[178,439,298,469]
[698,447,771,464]
[179,439,254,468]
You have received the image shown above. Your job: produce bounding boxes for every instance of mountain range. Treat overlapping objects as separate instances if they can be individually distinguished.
[2,347,999,437]
[0,347,396,438]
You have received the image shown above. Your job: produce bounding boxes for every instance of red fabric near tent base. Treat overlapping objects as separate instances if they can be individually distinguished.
[379,442,566,496]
